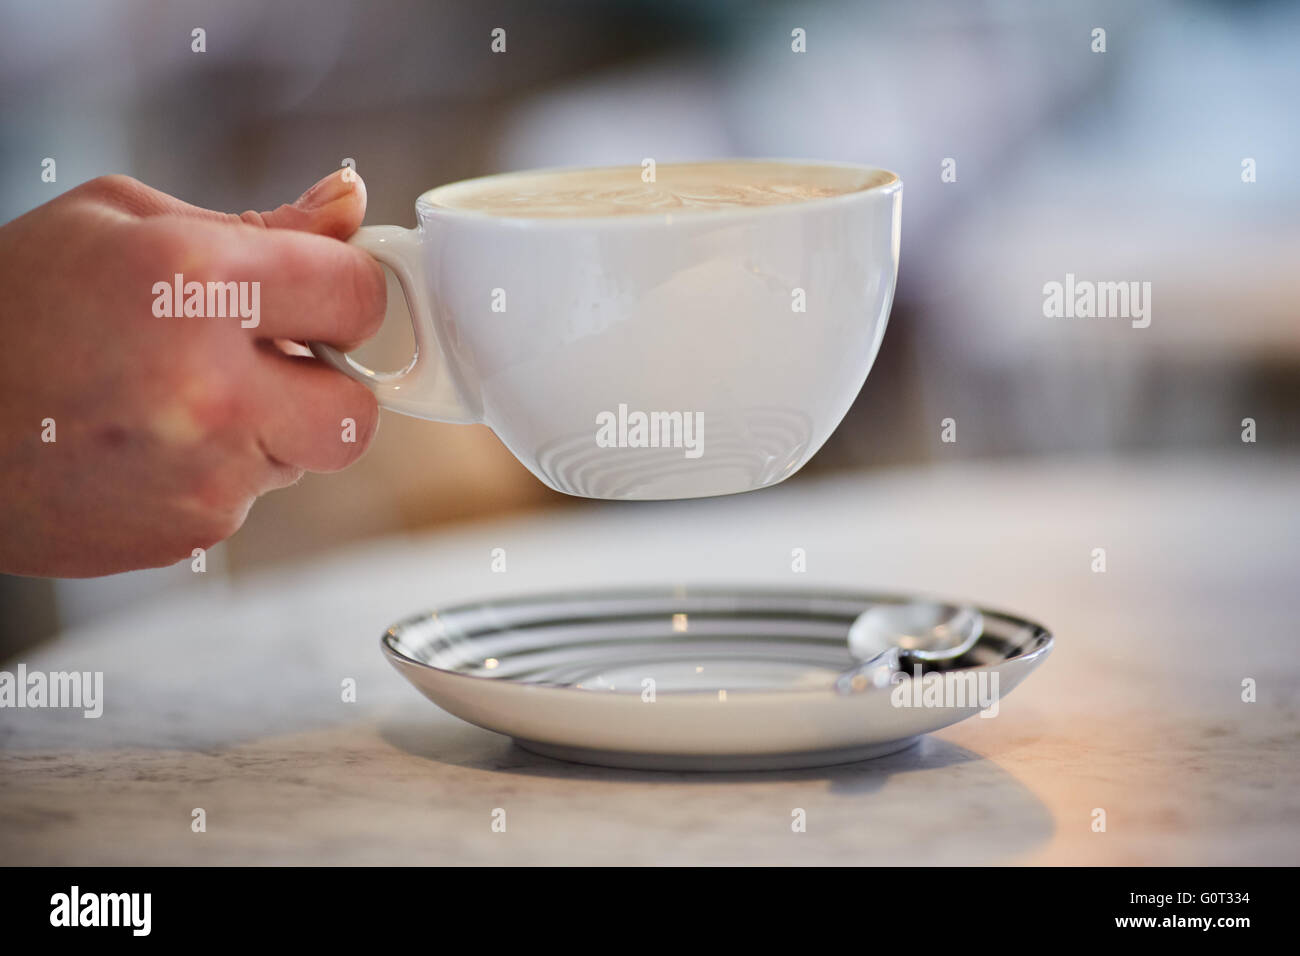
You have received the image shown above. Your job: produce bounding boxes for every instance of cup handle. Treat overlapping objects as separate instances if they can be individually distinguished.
[309,225,477,423]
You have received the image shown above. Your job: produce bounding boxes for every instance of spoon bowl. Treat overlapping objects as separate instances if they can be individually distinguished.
[837,602,985,694]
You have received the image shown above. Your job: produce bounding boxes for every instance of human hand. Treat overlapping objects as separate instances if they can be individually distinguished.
[0,170,386,576]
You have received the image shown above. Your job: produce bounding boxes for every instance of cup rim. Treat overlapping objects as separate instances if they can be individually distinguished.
[415,157,901,228]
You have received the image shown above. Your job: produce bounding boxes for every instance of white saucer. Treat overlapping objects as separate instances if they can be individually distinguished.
[381,588,1053,771]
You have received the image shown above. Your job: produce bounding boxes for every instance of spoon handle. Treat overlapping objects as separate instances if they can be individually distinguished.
[835,646,903,695]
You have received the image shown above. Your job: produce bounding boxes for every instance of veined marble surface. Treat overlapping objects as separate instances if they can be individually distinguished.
[2,456,1297,865]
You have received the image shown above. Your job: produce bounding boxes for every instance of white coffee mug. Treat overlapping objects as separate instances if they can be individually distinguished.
[311,159,901,500]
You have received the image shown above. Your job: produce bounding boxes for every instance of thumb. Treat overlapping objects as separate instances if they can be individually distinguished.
[243,169,368,238]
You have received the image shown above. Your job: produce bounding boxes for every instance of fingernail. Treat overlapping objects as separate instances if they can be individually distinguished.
[297,170,356,210]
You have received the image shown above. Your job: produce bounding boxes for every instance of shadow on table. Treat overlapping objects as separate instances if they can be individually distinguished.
[379,719,1055,862]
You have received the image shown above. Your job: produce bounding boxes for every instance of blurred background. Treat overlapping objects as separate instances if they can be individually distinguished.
[2,0,1297,654]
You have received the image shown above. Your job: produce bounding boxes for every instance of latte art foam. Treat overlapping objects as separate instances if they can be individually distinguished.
[426,161,890,219]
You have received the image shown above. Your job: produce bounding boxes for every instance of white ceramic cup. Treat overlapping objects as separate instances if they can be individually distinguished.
[311,159,901,500]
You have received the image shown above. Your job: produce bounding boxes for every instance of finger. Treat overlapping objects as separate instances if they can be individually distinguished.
[142,216,386,350]
[84,170,369,241]
[237,169,368,239]
[252,345,380,473]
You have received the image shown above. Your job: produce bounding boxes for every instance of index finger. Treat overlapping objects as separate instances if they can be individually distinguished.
[150,217,386,350]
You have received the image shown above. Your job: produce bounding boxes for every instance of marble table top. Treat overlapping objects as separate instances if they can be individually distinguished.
[2,455,1297,865]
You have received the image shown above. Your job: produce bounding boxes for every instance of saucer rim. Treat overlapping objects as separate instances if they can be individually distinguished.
[380,585,1054,701]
